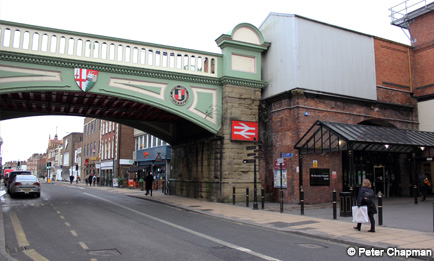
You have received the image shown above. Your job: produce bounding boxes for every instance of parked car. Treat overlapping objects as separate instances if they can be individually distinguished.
[8,175,41,198]
[6,171,32,192]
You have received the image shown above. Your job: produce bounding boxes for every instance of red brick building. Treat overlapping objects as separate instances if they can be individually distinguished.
[259,3,434,204]
[99,120,134,186]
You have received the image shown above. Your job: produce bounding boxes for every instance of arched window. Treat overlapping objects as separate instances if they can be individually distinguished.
[41,34,49,52]
[23,31,30,50]
[50,35,57,53]
[13,30,21,48]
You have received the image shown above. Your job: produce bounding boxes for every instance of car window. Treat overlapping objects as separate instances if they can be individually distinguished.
[15,176,38,182]
[11,172,31,175]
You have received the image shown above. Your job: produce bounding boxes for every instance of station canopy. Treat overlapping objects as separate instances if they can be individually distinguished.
[295,121,434,154]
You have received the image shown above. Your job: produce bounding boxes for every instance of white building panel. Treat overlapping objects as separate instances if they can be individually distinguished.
[418,100,434,132]
[260,13,377,100]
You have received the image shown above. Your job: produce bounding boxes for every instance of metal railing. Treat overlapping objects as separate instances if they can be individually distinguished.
[389,0,434,27]
[0,20,219,77]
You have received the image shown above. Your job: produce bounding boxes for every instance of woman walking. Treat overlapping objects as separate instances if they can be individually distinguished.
[354,179,377,232]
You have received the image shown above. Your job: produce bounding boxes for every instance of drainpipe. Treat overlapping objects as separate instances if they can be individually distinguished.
[408,47,412,93]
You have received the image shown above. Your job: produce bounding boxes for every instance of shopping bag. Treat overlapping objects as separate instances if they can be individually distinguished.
[352,206,369,223]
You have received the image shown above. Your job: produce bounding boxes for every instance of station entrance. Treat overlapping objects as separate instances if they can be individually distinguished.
[296,120,434,203]
[343,151,405,197]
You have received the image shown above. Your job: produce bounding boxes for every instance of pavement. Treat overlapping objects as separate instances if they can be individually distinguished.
[2,181,434,260]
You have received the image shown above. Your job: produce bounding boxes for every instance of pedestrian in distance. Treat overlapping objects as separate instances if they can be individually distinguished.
[93,175,97,186]
[88,174,93,186]
[418,171,430,201]
[144,172,154,196]
[354,179,377,232]
[69,175,74,184]
[139,177,144,191]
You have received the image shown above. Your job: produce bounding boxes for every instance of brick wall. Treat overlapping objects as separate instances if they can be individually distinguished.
[374,38,413,92]
[261,88,417,203]
[408,11,434,97]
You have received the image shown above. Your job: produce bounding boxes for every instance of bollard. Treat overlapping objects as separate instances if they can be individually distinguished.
[233,187,236,205]
[261,188,265,210]
[414,185,418,204]
[246,187,249,208]
[332,189,337,220]
[300,188,304,215]
[378,192,383,226]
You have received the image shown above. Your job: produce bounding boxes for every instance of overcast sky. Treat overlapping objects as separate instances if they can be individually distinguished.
[0,0,413,163]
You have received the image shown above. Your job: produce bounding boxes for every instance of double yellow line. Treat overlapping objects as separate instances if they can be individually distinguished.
[10,211,48,261]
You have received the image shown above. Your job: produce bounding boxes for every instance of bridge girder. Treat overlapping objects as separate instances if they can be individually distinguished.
[0,90,213,144]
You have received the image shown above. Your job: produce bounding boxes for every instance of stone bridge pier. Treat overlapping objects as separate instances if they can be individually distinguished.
[171,84,262,202]
[169,24,270,202]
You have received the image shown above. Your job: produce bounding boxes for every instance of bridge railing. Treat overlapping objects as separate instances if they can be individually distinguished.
[0,21,219,77]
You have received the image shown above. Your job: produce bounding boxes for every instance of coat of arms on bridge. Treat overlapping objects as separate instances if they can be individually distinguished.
[169,85,189,106]
[74,68,98,92]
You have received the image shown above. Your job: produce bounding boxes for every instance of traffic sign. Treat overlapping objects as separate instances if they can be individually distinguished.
[274,158,287,170]
[243,159,255,164]
[231,120,258,141]
[281,153,293,158]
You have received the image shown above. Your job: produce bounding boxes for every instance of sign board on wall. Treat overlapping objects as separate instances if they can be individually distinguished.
[230,120,258,141]
[309,168,330,186]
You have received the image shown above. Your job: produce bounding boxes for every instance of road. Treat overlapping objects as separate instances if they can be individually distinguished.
[1,183,400,260]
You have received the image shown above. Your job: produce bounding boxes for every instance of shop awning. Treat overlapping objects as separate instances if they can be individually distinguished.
[295,121,434,154]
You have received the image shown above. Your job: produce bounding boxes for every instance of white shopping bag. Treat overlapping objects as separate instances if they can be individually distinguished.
[352,206,369,223]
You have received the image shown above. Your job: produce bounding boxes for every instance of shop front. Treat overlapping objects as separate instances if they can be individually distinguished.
[295,121,434,204]
[130,146,171,190]
[100,160,113,186]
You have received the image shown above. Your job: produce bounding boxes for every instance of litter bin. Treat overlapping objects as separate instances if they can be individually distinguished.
[340,192,352,217]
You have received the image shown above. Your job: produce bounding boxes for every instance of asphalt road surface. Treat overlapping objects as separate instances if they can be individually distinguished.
[1,183,401,260]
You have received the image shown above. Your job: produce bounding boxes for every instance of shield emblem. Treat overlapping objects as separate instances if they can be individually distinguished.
[74,68,98,92]
[169,85,189,106]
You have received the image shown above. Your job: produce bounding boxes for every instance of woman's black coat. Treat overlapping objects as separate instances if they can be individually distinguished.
[357,187,377,215]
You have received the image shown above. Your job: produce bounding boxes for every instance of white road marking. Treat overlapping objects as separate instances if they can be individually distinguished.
[84,193,280,261]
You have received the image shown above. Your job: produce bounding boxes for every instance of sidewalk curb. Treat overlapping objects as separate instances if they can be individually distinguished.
[0,199,19,261]
[128,192,434,260]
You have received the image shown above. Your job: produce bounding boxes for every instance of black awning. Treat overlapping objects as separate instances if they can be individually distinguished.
[295,120,434,154]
